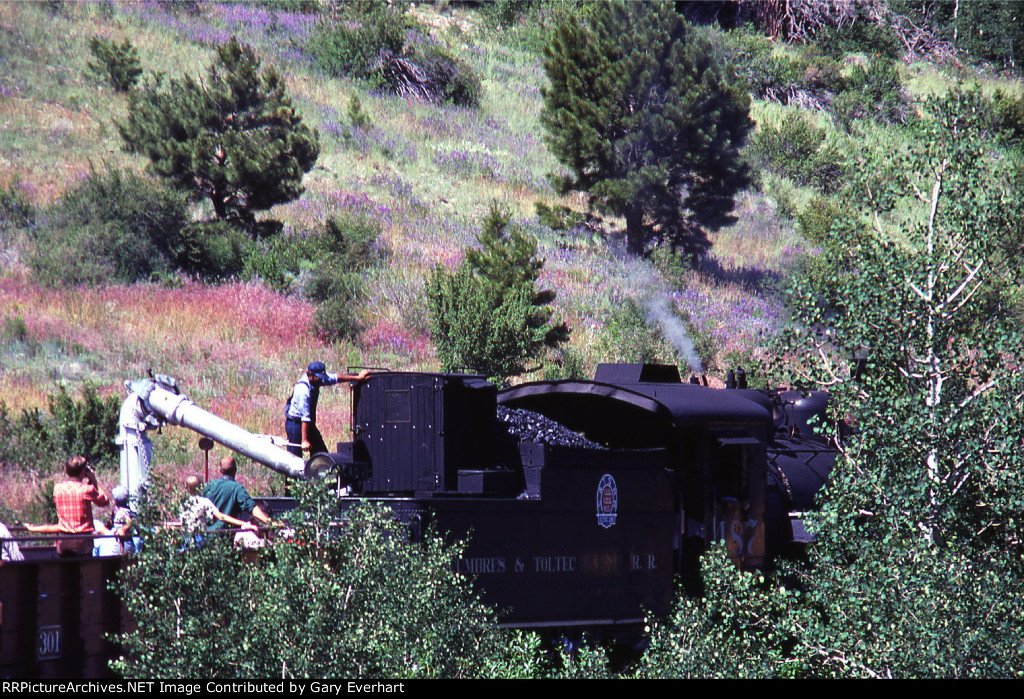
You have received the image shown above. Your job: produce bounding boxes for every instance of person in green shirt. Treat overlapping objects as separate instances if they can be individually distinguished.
[202,455,272,531]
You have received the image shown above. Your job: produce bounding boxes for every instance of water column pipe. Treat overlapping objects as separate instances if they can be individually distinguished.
[127,378,308,480]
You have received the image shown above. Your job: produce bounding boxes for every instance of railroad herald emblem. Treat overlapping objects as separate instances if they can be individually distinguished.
[596,474,618,528]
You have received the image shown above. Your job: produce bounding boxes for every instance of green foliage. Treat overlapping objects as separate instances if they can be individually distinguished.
[831,58,912,132]
[311,293,364,344]
[639,86,1024,679]
[306,4,406,82]
[992,88,1024,147]
[116,487,541,678]
[541,1,753,257]
[534,202,586,231]
[308,214,387,343]
[0,403,51,470]
[541,345,587,381]
[47,383,121,466]
[480,0,536,28]
[721,32,845,109]
[26,167,189,286]
[33,479,58,526]
[750,112,845,191]
[481,0,600,56]
[346,95,372,130]
[0,384,119,470]
[170,221,251,282]
[759,87,1024,677]
[2,315,28,344]
[950,0,1024,71]
[794,195,844,244]
[307,7,482,107]
[87,36,143,92]
[392,43,482,108]
[597,296,667,365]
[118,37,319,228]
[0,182,36,234]
[427,203,569,382]
[635,546,798,678]
[242,212,386,334]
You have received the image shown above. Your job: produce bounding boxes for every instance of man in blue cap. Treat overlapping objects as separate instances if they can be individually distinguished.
[285,362,369,456]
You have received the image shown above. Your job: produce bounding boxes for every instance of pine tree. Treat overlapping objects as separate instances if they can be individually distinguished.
[540,1,753,257]
[427,203,569,381]
[87,36,143,92]
[118,37,319,232]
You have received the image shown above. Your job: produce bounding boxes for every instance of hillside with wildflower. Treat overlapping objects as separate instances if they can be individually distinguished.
[1,1,1022,512]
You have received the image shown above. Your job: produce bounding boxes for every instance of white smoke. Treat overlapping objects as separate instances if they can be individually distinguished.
[643,290,703,374]
[614,245,703,374]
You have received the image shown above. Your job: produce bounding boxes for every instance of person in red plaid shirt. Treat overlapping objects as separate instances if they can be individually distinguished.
[26,455,109,556]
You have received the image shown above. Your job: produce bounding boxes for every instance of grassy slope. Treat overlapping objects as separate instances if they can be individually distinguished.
[1,2,1015,513]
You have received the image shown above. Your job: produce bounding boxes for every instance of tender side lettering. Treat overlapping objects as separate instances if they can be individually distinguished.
[534,555,576,572]
[457,552,657,574]
[459,557,506,574]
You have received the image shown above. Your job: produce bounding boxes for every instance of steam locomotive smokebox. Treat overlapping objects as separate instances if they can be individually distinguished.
[354,372,498,493]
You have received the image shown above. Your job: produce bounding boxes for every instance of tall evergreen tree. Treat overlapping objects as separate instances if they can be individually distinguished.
[540,1,753,257]
[118,37,319,232]
[427,203,569,382]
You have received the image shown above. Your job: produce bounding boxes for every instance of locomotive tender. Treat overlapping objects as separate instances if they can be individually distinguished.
[0,362,834,677]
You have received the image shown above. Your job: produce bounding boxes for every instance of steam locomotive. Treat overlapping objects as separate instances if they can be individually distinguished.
[0,363,836,677]
[308,362,836,629]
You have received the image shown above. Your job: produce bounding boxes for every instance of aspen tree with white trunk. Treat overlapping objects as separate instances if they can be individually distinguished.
[637,88,1024,678]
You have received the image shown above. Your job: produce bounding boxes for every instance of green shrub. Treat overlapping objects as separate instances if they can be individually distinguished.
[0,384,120,471]
[832,59,911,132]
[750,113,845,192]
[241,234,312,292]
[0,403,51,470]
[393,44,482,107]
[170,221,251,282]
[722,32,845,110]
[950,1,1024,71]
[428,264,539,381]
[116,491,540,678]
[323,213,387,271]
[87,36,143,92]
[796,195,844,243]
[742,53,806,102]
[0,183,35,233]
[306,6,407,84]
[47,383,121,466]
[347,95,372,130]
[307,6,482,107]
[635,545,796,678]
[598,296,667,365]
[2,315,28,344]
[992,89,1024,147]
[301,213,387,343]
[27,168,188,286]
[542,345,587,380]
[480,0,536,28]
[312,290,365,342]
[428,204,568,382]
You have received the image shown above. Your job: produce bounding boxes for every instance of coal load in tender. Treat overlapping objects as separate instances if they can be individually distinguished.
[496,406,606,450]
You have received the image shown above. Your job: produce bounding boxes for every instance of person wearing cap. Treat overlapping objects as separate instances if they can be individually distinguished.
[109,485,138,554]
[284,362,369,456]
